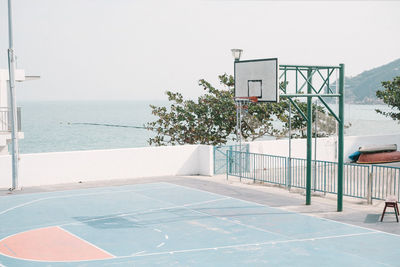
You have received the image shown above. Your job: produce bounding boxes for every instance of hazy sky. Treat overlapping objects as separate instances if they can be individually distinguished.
[1,0,399,101]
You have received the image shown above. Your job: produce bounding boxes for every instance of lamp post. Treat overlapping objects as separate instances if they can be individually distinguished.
[231,49,243,62]
[231,48,243,179]
[7,0,19,190]
[231,48,243,146]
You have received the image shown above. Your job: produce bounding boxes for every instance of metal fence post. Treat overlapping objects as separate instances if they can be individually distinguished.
[286,157,292,189]
[367,167,373,205]
[226,150,230,180]
[323,161,327,196]
[306,68,312,205]
[229,146,233,173]
[253,153,256,183]
[213,146,216,176]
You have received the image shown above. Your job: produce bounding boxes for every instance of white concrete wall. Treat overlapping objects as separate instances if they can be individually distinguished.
[248,137,337,161]
[0,145,213,188]
[2,133,399,189]
[248,133,400,162]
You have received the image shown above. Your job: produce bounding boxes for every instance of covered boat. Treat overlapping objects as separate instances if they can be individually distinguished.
[358,144,397,153]
[357,151,400,164]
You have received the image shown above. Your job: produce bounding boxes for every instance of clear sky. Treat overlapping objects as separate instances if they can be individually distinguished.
[0,0,399,101]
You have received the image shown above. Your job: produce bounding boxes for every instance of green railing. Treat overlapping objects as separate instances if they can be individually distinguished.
[213,144,249,175]
[371,165,400,201]
[226,150,400,202]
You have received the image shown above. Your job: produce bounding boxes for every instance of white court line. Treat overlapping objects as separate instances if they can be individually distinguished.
[131,251,146,256]
[0,195,230,235]
[0,195,231,263]
[130,185,290,238]
[0,182,396,264]
[116,231,378,259]
[168,183,400,237]
[56,226,116,258]
[0,226,116,263]
[58,197,230,228]
[156,242,165,248]
[0,184,175,216]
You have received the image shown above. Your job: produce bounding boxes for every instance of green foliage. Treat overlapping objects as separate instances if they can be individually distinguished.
[375,76,400,121]
[146,74,336,146]
[146,74,236,146]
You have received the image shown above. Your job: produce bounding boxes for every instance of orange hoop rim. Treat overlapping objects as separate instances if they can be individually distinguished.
[234,96,259,103]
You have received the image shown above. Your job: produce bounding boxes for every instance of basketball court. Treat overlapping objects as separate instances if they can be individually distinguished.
[0,180,399,266]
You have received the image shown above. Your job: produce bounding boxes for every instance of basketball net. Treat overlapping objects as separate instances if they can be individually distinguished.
[234,96,259,150]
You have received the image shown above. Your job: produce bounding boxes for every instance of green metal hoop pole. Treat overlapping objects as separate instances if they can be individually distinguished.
[337,64,345,211]
[277,63,344,210]
[306,69,312,205]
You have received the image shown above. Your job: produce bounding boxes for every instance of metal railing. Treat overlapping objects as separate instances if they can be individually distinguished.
[213,144,249,175]
[0,107,21,132]
[371,165,400,201]
[226,150,400,202]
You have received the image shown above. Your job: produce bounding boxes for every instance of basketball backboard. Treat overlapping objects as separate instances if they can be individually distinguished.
[234,58,279,102]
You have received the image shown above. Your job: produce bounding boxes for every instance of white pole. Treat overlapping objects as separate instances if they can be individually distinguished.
[7,0,19,190]
[288,101,292,189]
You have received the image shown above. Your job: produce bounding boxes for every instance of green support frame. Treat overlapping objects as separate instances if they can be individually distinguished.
[279,64,345,212]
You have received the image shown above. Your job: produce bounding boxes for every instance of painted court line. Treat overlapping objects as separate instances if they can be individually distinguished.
[116,231,379,260]
[181,201,290,238]
[0,196,229,243]
[2,244,16,256]
[168,183,396,236]
[0,182,397,265]
[130,188,291,239]
[131,251,146,256]
[0,226,115,262]
[58,196,231,228]
[56,226,116,259]
[0,184,174,216]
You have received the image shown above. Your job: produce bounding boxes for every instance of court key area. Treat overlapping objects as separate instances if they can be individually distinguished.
[0,182,399,266]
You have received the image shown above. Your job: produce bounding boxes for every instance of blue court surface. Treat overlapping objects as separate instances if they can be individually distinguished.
[0,182,399,266]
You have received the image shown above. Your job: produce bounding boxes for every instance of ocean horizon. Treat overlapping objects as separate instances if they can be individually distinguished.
[17,100,164,154]
[15,100,400,154]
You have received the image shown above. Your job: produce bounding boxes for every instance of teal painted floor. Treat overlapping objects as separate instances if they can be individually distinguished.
[0,182,399,266]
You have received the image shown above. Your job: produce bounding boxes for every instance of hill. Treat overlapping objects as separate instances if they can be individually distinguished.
[345,58,400,103]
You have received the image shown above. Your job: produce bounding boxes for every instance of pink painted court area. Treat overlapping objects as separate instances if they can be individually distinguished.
[0,226,113,262]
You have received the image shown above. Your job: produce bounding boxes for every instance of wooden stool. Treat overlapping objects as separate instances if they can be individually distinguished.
[381,196,399,222]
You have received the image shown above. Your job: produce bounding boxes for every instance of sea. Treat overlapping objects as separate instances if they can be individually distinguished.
[15,101,400,154]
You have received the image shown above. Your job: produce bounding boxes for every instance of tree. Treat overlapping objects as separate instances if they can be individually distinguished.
[146,74,236,146]
[376,76,400,121]
[146,74,336,146]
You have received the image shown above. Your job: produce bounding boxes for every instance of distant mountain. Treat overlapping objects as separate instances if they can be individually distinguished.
[345,58,400,104]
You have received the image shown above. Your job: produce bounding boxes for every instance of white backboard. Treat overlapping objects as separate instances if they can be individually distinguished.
[234,58,279,102]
